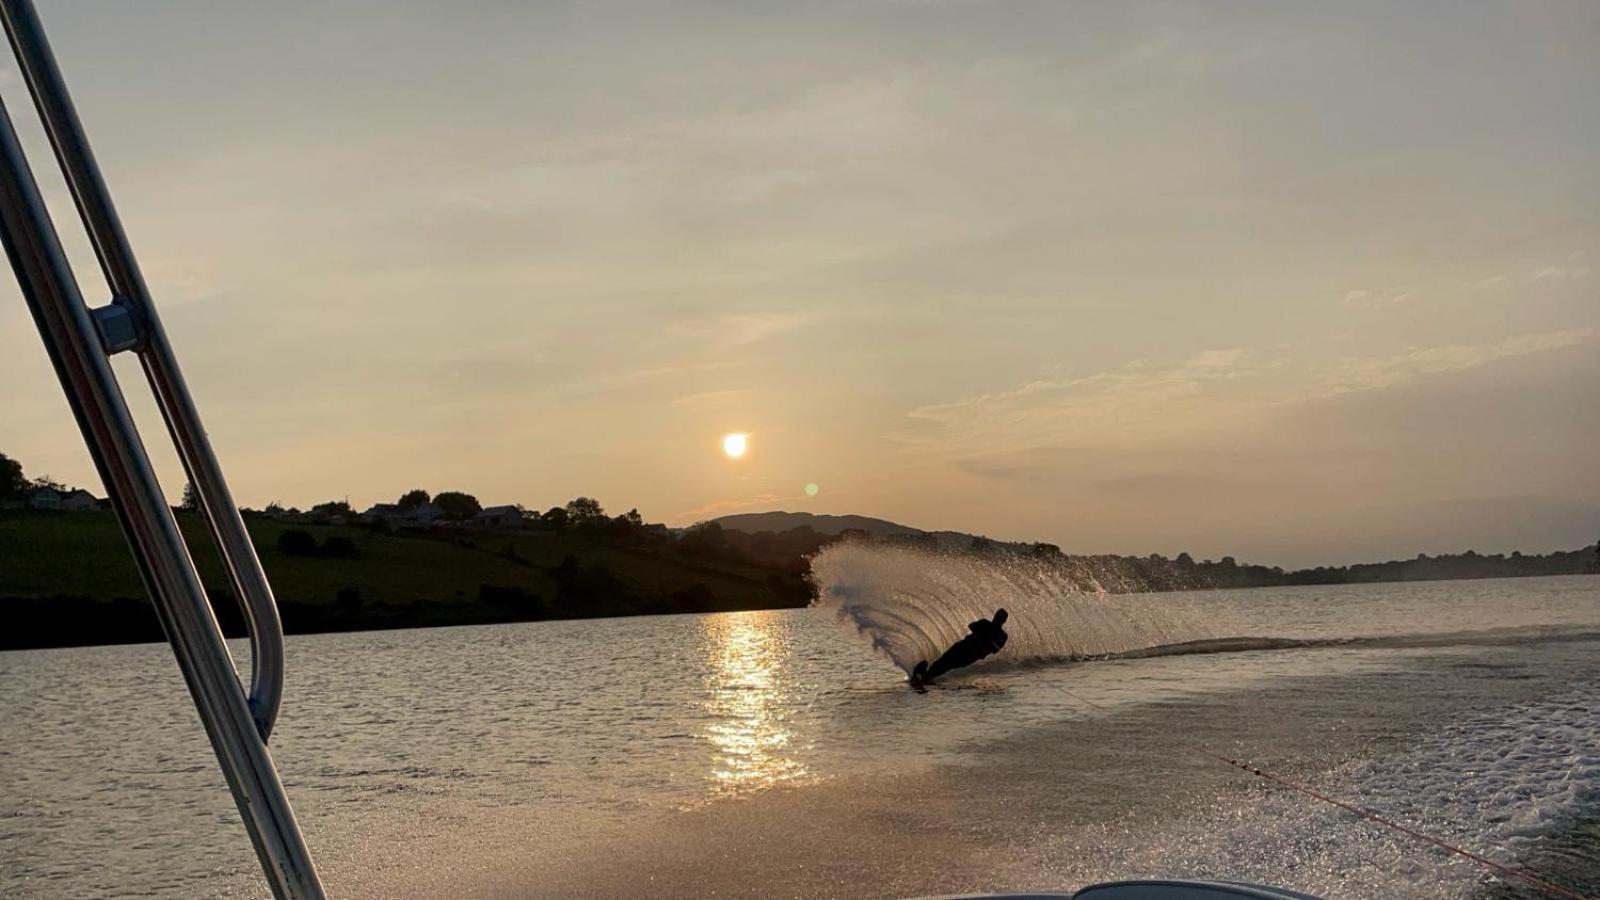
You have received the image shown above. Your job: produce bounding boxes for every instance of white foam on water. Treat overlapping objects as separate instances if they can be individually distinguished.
[1337,680,1599,857]
[1073,680,1600,897]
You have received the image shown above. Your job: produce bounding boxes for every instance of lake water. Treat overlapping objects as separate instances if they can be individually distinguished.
[1,556,1597,898]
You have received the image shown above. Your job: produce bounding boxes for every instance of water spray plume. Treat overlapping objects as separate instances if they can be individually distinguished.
[809,542,1217,673]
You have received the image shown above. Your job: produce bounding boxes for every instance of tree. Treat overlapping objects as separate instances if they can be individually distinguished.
[0,452,26,500]
[1175,552,1196,567]
[678,521,727,557]
[310,499,354,519]
[434,490,481,520]
[180,481,200,512]
[397,489,430,509]
[604,507,645,537]
[564,496,606,526]
[29,475,66,492]
[540,506,569,530]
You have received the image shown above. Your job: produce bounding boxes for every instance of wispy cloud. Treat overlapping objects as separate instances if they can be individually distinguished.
[1340,288,1418,309]
[678,492,789,522]
[666,312,811,350]
[560,359,743,396]
[909,346,1269,425]
[898,329,1598,462]
[1320,327,1597,393]
[1529,264,1590,282]
[669,388,759,408]
[901,346,1275,456]
[1187,347,1248,369]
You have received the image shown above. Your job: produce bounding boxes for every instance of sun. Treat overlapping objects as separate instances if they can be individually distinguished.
[722,433,748,459]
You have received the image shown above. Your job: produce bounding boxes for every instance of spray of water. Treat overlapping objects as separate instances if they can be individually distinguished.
[809,541,1216,673]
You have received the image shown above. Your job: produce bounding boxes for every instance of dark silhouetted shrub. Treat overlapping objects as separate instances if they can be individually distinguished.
[277,529,318,556]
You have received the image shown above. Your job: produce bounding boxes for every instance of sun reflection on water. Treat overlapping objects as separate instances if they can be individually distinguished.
[701,612,809,796]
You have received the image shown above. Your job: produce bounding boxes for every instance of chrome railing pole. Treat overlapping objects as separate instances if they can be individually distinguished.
[0,4,325,897]
[0,0,285,740]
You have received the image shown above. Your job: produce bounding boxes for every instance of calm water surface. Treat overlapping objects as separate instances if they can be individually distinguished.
[1,575,1596,898]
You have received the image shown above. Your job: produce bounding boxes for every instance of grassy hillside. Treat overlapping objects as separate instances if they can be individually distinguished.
[0,510,807,649]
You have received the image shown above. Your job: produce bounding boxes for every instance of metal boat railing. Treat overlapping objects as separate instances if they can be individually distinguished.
[0,1,325,896]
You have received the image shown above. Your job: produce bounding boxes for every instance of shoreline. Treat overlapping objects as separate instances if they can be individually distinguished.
[5,572,1596,655]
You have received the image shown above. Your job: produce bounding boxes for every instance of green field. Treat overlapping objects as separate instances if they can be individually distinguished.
[0,510,805,648]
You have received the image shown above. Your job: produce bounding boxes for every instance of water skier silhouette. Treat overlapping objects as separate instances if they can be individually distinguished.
[910,608,1008,688]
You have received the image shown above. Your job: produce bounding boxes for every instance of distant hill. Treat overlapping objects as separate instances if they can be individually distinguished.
[711,511,925,539]
[710,510,1021,552]
[708,509,1599,590]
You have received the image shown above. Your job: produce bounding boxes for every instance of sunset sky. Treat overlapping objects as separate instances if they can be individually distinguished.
[1,1,1595,567]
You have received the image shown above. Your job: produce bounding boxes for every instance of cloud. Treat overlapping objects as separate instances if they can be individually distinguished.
[905,345,1268,434]
[898,329,1598,464]
[885,338,1599,566]
[1530,264,1590,282]
[666,312,810,350]
[1320,327,1597,393]
[669,388,759,408]
[1340,288,1417,309]
[894,348,1281,471]
[557,359,745,397]
[1186,347,1247,369]
[677,492,789,521]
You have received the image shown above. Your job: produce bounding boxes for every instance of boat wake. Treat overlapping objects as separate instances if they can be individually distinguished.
[1104,627,1600,659]
[808,542,1600,674]
[808,541,1217,673]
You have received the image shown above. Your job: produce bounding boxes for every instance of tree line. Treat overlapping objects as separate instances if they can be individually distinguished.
[0,451,79,500]
[903,531,1600,592]
[7,450,1596,594]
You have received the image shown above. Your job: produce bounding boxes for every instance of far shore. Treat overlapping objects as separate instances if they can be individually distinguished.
[2,508,1595,652]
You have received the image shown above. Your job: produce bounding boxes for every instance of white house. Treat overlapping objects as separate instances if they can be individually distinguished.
[360,503,402,523]
[25,487,60,510]
[59,489,99,511]
[26,486,100,511]
[405,502,443,524]
[474,505,524,528]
